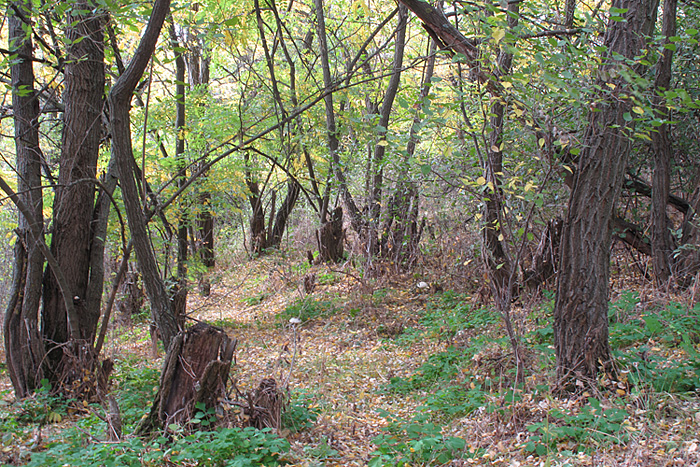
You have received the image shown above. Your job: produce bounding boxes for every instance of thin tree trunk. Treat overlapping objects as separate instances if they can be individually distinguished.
[170,19,189,318]
[553,0,657,390]
[650,0,677,288]
[380,40,436,266]
[367,5,408,256]
[109,0,179,351]
[4,0,46,398]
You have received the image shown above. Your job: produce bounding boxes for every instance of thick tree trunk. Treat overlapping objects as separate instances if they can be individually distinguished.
[4,0,46,398]
[136,323,236,434]
[650,0,677,288]
[317,206,345,262]
[109,0,179,351]
[553,0,657,390]
[42,0,105,375]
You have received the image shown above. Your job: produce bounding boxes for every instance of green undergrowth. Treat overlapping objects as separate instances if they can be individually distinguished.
[1,359,290,467]
[371,289,700,464]
[276,297,339,325]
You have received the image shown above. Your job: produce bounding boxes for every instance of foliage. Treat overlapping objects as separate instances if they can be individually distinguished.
[26,426,289,467]
[525,397,630,456]
[281,390,319,432]
[276,298,339,324]
[369,411,468,466]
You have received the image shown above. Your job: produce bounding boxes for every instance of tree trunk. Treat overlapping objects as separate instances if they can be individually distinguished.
[380,41,436,268]
[109,0,179,351]
[317,206,345,262]
[137,323,236,434]
[366,5,407,257]
[170,19,190,315]
[41,0,105,385]
[268,180,301,249]
[650,0,677,288]
[553,0,657,390]
[4,0,46,398]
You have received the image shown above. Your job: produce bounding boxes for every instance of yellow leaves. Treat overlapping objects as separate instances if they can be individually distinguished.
[377,139,389,147]
[492,28,506,43]
[476,176,486,186]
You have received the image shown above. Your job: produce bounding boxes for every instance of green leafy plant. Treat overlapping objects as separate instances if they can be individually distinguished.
[525,397,629,456]
[369,411,467,466]
[282,391,319,432]
[276,298,338,324]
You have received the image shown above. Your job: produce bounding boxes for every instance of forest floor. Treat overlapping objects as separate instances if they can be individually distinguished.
[1,250,700,466]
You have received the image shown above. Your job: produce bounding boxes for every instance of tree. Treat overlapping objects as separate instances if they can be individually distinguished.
[553,0,657,390]
[4,0,46,398]
[41,0,106,381]
[109,0,181,351]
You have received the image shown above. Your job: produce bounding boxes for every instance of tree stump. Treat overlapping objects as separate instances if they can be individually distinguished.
[317,206,345,262]
[137,323,236,434]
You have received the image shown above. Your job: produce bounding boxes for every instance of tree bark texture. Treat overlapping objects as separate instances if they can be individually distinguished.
[366,5,407,256]
[317,206,345,262]
[650,0,677,287]
[170,19,190,313]
[109,0,180,351]
[553,0,657,389]
[4,0,46,397]
[42,0,105,361]
[137,323,236,433]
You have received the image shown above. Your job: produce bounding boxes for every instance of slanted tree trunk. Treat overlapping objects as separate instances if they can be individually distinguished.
[109,0,180,351]
[137,323,236,434]
[268,179,301,249]
[553,0,657,390]
[3,0,46,398]
[365,5,407,257]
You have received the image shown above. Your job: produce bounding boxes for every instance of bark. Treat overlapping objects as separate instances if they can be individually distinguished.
[136,323,236,433]
[623,175,689,214]
[109,0,180,351]
[675,181,700,285]
[523,218,563,291]
[4,0,46,398]
[650,0,677,287]
[170,19,190,313]
[186,35,214,294]
[553,0,657,390]
[268,180,301,249]
[317,206,345,262]
[397,0,486,84]
[482,1,519,305]
[42,0,105,373]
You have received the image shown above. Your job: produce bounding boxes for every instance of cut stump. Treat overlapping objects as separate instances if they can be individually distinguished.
[137,323,236,435]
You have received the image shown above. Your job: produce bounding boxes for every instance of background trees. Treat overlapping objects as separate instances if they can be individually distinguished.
[1,0,699,404]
